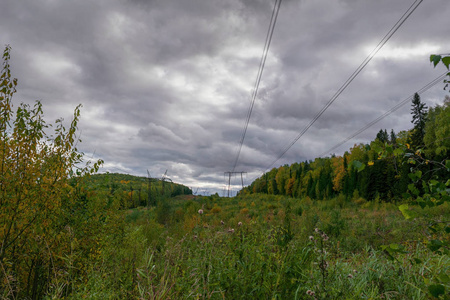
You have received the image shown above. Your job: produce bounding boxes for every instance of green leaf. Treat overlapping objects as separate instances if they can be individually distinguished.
[352,160,365,172]
[399,204,416,220]
[430,54,442,67]
[415,170,422,179]
[408,184,419,196]
[429,180,439,186]
[389,243,400,250]
[442,56,450,70]
[428,284,445,297]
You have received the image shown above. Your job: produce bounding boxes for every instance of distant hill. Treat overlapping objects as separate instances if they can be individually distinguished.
[75,172,192,208]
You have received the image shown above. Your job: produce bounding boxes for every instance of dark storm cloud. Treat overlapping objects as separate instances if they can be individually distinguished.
[1,0,449,194]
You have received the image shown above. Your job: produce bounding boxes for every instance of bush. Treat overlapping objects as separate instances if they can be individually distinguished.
[0,46,104,299]
[155,199,173,225]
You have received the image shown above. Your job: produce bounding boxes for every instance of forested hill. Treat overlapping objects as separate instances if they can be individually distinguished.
[75,173,192,209]
[239,95,450,201]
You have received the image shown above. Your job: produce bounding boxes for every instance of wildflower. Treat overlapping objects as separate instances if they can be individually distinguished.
[353,269,358,273]
[309,236,314,241]
[238,221,242,226]
[306,290,315,296]
[315,228,320,233]
[198,209,203,215]
[220,220,224,225]
[228,228,235,233]
[348,273,353,278]
[322,233,329,241]
[194,235,197,239]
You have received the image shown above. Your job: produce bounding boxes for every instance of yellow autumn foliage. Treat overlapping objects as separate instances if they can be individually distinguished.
[0,45,104,298]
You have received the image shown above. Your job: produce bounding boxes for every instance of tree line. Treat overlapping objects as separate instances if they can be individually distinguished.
[240,93,449,202]
[77,173,192,209]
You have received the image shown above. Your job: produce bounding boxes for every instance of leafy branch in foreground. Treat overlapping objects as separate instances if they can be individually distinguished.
[369,141,449,298]
[430,53,450,91]
[0,45,103,299]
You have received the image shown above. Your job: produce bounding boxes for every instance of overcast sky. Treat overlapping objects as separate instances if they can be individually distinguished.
[1,0,449,195]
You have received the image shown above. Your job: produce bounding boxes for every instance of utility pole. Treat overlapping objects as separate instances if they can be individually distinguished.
[161,170,172,198]
[224,171,247,197]
[192,187,199,196]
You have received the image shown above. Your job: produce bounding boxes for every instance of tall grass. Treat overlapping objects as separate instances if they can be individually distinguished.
[47,194,448,299]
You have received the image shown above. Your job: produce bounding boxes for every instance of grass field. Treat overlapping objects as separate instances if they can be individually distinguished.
[49,194,449,299]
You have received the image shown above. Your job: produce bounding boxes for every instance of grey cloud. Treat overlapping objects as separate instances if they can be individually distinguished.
[1,0,449,195]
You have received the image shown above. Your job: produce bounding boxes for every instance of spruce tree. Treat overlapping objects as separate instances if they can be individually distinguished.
[410,93,428,148]
[375,129,389,143]
[389,129,397,145]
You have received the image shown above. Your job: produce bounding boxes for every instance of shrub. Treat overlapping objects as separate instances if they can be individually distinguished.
[211,205,222,214]
[155,199,173,225]
[0,46,105,299]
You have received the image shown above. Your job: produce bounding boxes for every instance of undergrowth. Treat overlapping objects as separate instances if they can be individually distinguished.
[41,194,449,300]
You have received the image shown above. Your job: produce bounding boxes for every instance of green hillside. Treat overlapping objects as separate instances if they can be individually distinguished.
[75,172,192,209]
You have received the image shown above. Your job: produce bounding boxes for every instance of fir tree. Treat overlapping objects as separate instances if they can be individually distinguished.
[376,129,389,143]
[410,93,428,148]
[389,129,397,145]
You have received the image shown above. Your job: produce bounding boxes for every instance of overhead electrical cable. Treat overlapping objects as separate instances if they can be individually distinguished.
[318,72,448,157]
[231,0,282,172]
[261,0,424,173]
[247,72,447,184]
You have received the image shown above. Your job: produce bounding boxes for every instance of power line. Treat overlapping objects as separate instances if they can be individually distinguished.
[232,0,283,172]
[224,171,247,197]
[260,0,424,173]
[318,72,448,157]
[247,72,446,185]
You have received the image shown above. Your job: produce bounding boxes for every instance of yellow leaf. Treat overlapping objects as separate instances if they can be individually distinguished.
[368,161,374,166]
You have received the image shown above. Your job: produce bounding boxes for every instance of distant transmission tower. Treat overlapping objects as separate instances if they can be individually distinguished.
[224,171,247,197]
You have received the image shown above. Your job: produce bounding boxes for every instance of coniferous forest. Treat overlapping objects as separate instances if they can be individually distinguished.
[1,47,449,299]
[240,93,449,202]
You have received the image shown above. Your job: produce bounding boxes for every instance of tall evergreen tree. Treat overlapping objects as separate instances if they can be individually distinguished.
[410,93,428,148]
[390,129,397,145]
[376,129,389,143]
